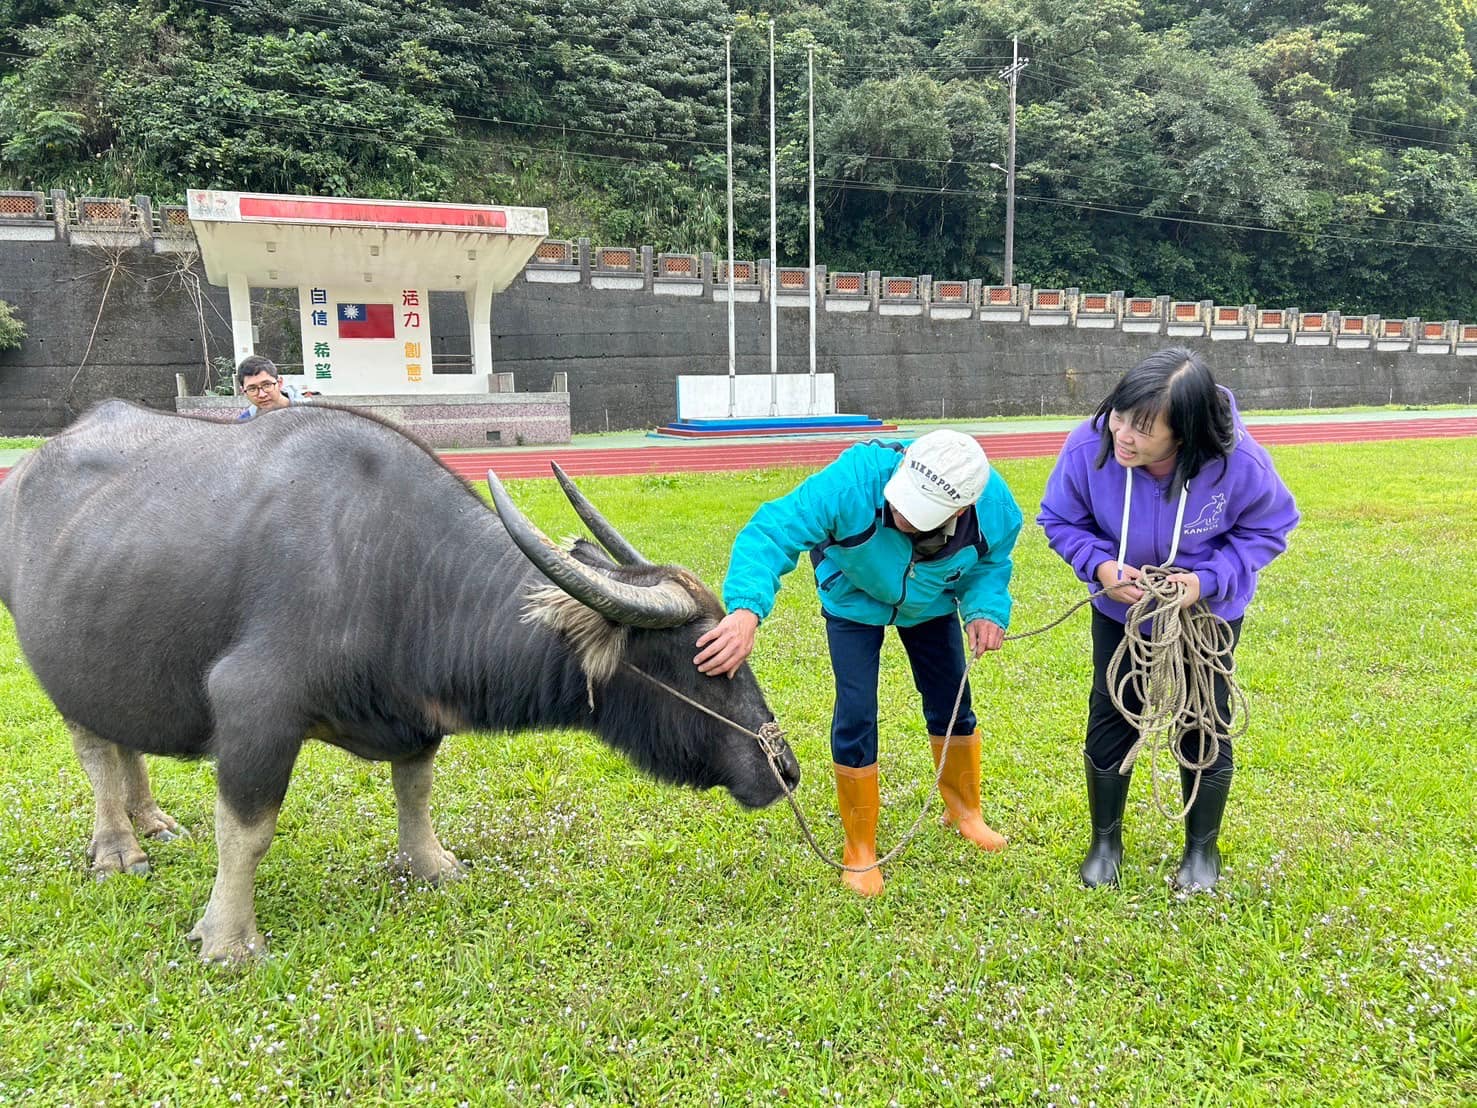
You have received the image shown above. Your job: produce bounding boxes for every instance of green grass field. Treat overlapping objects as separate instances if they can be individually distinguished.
[1,438,1474,1106]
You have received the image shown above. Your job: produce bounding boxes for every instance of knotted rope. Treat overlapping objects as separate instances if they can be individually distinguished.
[624,587,1114,877]
[623,573,1243,874]
[1105,566,1247,818]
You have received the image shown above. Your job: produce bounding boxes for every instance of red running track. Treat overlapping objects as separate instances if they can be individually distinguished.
[2,416,1475,484]
[435,416,1477,480]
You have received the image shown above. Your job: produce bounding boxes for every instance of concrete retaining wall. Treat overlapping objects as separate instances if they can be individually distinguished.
[472,279,1477,433]
[4,213,1475,438]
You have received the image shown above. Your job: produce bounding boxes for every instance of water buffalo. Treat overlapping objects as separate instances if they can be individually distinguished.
[0,401,799,963]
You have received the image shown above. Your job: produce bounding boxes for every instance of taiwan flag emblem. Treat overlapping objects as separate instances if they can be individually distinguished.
[337,302,395,339]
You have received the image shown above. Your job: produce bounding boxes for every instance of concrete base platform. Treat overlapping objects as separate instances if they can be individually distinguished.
[175,391,571,448]
[650,414,893,439]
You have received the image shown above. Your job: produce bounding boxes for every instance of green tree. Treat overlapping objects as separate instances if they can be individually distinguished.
[0,299,25,351]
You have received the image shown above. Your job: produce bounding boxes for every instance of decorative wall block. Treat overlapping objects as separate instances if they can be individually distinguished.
[825,270,870,313]
[70,195,145,248]
[1420,320,1459,355]
[526,238,580,283]
[928,279,974,321]
[1027,287,1070,327]
[1166,300,1208,337]
[654,252,703,297]
[980,284,1025,323]
[1209,304,1250,341]
[714,259,760,303]
[1294,311,1333,346]
[1075,291,1119,329]
[1375,318,1417,352]
[1253,308,1293,344]
[590,244,644,290]
[878,275,922,316]
[1335,313,1376,349]
[0,190,54,241]
[1121,295,1166,334]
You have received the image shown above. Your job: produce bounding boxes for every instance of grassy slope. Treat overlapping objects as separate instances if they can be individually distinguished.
[0,440,1473,1106]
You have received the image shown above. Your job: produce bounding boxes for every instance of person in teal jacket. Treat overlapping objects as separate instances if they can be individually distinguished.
[695,429,1023,896]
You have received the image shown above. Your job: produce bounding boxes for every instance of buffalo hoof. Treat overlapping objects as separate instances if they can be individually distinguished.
[88,835,150,879]
[397,847,469,885]
[187,918,267,966]
[135,806,187,842]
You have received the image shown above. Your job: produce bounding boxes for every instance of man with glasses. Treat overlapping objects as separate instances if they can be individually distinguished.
[235,355,295,420]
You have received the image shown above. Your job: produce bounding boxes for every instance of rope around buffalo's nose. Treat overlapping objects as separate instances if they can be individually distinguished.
[624,570,1243,875]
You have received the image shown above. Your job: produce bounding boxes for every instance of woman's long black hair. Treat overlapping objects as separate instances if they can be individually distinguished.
[1091,348,1235,498]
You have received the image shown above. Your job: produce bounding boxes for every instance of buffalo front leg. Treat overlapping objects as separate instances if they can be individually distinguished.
[187,793,279,965]
[391,743,467,883]
[191,653,301,964]
[68,722,149,877]
[118,747,186,842]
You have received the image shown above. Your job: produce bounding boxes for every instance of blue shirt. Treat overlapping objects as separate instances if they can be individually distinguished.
[722,440,1023,628]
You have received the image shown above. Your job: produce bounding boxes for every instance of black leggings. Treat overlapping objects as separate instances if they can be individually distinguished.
[1086,607,1241,773]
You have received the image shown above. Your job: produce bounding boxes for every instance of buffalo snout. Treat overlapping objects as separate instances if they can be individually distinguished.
[728,731,801,809]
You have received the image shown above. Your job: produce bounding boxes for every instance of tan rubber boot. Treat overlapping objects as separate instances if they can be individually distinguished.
[833,762,884,897]
[930,732,1007,852]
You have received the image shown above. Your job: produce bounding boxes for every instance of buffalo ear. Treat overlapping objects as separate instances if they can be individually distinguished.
[522,586,628,684]
[568,537,620,571]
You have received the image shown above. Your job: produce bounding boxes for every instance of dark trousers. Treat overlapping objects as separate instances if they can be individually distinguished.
[824,611,977,768]
[1086,607,1241,773]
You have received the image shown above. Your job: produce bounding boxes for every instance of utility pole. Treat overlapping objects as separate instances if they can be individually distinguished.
[998,36,1028,287]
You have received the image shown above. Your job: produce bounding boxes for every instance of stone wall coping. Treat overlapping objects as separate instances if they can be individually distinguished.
[177,392,570,411]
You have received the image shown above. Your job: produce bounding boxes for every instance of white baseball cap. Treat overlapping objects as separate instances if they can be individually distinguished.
[883,430,990,530]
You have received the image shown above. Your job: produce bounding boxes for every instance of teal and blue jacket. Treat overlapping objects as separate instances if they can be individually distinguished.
[722,440,1023,628]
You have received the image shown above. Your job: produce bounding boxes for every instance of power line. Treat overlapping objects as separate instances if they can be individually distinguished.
[815,177,1476,253]
[7,22,1477,245]
[1028,55,1477,152]
[13,62,1477,244]
[187,0,1018,80]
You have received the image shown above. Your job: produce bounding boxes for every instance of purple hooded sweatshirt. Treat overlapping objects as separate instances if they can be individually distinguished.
[1037,388,1299,624]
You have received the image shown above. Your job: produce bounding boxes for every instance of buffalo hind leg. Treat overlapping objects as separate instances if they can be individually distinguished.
[187,793,279,965]
[391,743,467,882]
[69,722,150,877]
[118,747,186,842]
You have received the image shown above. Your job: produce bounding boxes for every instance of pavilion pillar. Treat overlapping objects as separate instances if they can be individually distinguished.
[466,280,494,387]
[227,272,254,363]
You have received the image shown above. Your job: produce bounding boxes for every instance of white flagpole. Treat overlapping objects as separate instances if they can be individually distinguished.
[807,43,816,416]
[768,18,778,417]
[726,32,736,418]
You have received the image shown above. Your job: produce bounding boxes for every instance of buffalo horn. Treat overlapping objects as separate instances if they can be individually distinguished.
[550,461,650,566]
[486,469,698,628]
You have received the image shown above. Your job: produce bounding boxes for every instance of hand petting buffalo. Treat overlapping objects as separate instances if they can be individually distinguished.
[0,401,798,964]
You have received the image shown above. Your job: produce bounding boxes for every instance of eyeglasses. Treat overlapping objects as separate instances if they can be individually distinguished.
[243,381,280,397]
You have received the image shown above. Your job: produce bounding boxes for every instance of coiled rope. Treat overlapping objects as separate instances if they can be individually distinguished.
[1106,566,1246,818]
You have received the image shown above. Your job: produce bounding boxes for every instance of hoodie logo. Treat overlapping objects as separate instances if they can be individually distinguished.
[1183,493,1226,535]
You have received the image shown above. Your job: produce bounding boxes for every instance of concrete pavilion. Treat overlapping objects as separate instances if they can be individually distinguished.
[186,190,548,395]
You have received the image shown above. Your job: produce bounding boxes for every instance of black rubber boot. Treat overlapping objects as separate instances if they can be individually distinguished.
[1172,765,1233,892]
[1080,752,1132,888]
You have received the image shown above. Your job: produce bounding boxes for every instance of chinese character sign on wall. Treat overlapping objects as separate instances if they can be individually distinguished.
[295,285,432,394]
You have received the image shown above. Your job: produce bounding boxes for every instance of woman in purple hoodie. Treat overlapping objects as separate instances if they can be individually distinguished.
[1037,348,1299,892]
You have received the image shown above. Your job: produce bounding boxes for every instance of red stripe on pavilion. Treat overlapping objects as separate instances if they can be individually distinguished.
[237,197,508,229]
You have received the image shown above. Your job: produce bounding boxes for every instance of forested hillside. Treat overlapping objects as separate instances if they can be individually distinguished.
[3,0,1476,316]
